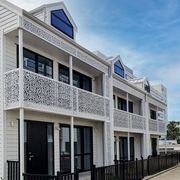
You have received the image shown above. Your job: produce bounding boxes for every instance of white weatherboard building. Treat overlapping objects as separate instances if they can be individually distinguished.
[0,0,167,179]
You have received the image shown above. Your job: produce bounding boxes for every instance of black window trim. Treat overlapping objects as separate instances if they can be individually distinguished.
[51,9,74,39]
[17,46,54,79]
[58,63,92,92]
[59,124,93,173]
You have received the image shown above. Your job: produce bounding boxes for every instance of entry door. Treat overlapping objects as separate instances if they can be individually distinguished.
[152,138,157,156]
[25,121,52,174]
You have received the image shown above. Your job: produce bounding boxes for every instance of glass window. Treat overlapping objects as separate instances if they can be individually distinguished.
[114,60,124,78]
[60,125,93,173]
[47,124,54,175]
[51,9,74,39]
[21,48,53,78]
[150,110,157,120]
[59,64,69,84]
[129,101,133,113]
[130,137,134,161]
[60,126,71,173]
[118,98,127,111]
[73,71,81,88]
[38,56,53,78]
[23,49,36,72]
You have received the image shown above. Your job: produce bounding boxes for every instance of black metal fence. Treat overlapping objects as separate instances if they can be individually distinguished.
[7,161,20,180]
[91,152,180,180]
[7,153,180,180]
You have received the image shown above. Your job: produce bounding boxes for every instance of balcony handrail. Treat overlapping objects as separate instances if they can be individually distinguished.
[6,68,109,100]
[114,108,145,118]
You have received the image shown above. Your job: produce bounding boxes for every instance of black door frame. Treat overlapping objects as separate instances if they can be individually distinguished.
[18,120,54,175]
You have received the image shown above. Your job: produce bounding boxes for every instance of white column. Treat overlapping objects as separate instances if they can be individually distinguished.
[145,96,150,157]
[70,117,74,173]
[102,73,106,97]
[126,93,129,112]
[116,137,120,160]
[127,132,130,160]
[19,29,24,108]
[103,122,108,165]
[19,29,24,180]
[19,108,24,180]
[69,55,73,86]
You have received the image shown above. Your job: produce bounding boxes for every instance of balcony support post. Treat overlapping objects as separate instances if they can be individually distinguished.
[18,28,24,107]
[116,137,120,160]
[70,116,74,173]
[145,96,150,157]
[69,55,73,86]
[19,108,24,180]
[127,132,130,160]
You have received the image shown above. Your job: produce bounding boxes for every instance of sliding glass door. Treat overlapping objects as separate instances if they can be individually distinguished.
[60,124,93,173]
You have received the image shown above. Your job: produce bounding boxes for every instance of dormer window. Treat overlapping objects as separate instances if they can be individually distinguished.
[114,60,124,78]
[51,9,74,39]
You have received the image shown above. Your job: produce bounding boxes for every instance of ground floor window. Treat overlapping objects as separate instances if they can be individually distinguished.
[119,137,134,161]
[60,124,93,173]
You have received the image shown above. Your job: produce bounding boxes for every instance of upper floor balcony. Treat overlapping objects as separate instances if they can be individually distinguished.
[114,108,146,132]
[4,68,110,121]
[149,119,167,135]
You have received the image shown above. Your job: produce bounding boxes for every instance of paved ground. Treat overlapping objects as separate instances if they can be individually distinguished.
[150,166,180,180]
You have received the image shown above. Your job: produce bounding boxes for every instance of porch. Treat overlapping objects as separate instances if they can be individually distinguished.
[5,109,110,180]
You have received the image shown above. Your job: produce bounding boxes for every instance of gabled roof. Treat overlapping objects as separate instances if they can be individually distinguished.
[0,0,23,16]
[30,2,78,32]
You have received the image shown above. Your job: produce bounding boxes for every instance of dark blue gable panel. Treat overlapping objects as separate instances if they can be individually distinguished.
[114,60,124,78]
[51,9,74,39]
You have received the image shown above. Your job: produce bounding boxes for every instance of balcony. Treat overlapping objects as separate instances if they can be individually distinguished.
[4,69,110,121]
[149,119,167,135]
[114,109,146,132]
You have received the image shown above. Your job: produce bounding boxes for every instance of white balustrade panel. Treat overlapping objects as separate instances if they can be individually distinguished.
[158,120,166,133]
[114,109,129,128]
[149,119,158,132]
[4,69,110,120]
[129,113,146,130]
[4,69,20,108]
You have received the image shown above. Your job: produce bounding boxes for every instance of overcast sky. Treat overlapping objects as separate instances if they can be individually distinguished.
[9,0,180,121]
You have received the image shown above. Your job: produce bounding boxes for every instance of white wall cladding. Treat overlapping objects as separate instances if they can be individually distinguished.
[0,6,18,33]
[22,17,109,74]
[4,69,110,121]
[6,37,17,71]
[0,30,3,179]
[114,109,146,132]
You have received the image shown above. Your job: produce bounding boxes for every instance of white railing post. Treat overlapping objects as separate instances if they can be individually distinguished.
[19,108,24,180]
[19,29,24,108]
[18,28,24,180]
[70,117,74,173]
[127,132,130,160]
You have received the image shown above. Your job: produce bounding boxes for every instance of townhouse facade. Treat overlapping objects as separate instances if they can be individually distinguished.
[0,0,167,179]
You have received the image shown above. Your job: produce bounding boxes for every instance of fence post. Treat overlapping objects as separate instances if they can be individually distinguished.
[74,170,79,180]
[158,155,160,172]
[57,171,61,180]
[91,164,96,180]
[141,156,144,178]
[136,158,138,180]
[122,160,125,180]
[147,156,150,175]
